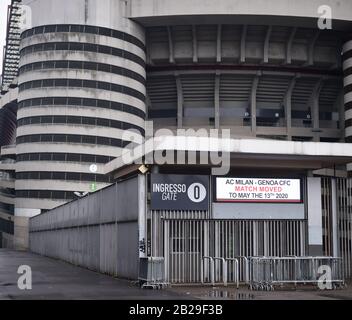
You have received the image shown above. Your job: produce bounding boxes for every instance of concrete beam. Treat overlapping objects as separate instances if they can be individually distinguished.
[192,25,198,63]
[167,26,175,64]
[175,74,184,128]
[335,89,345,139]
[215,73,220,129]
[286,27,297,64]
[216,24,222,63]
[310,79,323,141]
[307,30,320,66]
[240,25,247,63]
[250,75,260,135]
[263,25,272,63]
[284,76,297,140]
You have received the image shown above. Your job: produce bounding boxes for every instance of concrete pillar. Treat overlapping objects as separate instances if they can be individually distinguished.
[284,77,296,140]
[310,80,322,142]
[286,27,297,64]
[138,174,147,258]
[331,178,339,257]
[215,73,220,129]
[176,74,183,128]
[250,76,259,135]
[240,25,247,63]
[307,177,323,256]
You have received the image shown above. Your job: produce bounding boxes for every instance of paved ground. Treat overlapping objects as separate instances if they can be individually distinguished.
[1,249,352,300]
[0,250,188,300]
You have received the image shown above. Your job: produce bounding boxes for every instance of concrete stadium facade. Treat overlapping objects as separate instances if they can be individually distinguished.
[1,0,352,251]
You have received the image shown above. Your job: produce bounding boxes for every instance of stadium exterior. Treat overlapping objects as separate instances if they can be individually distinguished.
[1,0,352,282]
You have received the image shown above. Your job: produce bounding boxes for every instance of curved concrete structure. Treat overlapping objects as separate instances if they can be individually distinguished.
[129,0,352,31]
[15,0,146,213]
[0,144,15,248]
[0,89,17,247]
[343,40,352,143]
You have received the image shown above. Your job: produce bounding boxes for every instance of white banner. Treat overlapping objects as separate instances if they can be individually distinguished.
[216,178,301,203]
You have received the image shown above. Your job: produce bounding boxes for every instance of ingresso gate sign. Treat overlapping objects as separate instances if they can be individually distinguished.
[150,174,209,210]
[215,177,302,203]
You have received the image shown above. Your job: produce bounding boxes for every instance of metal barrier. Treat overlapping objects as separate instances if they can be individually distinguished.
[230,256,249,284]
[225,258,239,288]
[214,257,227,287]
[139,257,169,289]
[201,256,240,287]
[249,256,346,291]
[201,256,215,286]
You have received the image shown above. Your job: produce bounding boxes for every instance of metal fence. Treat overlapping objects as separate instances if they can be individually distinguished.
[139,257,168,289]
[148,210,307,284]
[248,256,345,291]
[201,256,241,287]
[336,178,352,279]
[322,177,352,279]
[29,176,140,279]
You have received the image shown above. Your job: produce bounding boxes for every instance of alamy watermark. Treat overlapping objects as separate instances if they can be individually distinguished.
[17,265,32,290]
[120,121,231,175]
[318,5,332,30]
[317,265,333,290]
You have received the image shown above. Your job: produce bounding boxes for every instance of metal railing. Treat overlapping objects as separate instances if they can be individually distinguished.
[201,256,240,288]
[249,256,345,291]
[139,256,169,289]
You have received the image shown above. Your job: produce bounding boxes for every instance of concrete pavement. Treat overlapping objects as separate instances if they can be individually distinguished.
[0,249,189,300]
[1,249,352,300]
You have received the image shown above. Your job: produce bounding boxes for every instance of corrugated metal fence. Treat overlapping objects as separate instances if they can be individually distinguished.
[336,178,352,279]
[29,176,140,279]
[149,210,307,284]
[321,177,352,279]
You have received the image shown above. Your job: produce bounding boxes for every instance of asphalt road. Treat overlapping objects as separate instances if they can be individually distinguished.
[0,249,189,300]
[1,249,351,300]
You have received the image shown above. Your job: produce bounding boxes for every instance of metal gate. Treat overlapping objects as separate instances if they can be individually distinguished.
[148,211,307,284]
[321,177,352,279]
[336,178,352,278]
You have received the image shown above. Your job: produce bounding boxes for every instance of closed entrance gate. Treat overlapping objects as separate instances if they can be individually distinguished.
[148,212,307,284]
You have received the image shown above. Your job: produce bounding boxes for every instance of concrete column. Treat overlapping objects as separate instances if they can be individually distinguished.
[215,73,220,129]
[192,25,198,63]
[307,30,320,66]
[331,178,339,257]
[310,79,322,142]
[175,74,184,128]
[286,27,297,64]
[240,25,247,63]
[307,177,323,256]
[250,76,259,135]
[216,25,222,63]
[263,25,272,63]
[284,77,296,140]
[167,26,175,64]
[138,174,147,258]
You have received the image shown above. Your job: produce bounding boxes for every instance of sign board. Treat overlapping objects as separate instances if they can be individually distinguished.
[150,174,209,210]
[216,177,302,203]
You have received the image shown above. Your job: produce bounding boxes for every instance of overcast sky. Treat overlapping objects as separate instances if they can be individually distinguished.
[0,0,12,76]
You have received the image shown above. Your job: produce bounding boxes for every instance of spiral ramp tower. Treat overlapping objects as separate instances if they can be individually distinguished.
[15,0,146,222]
[0,0,21,247]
